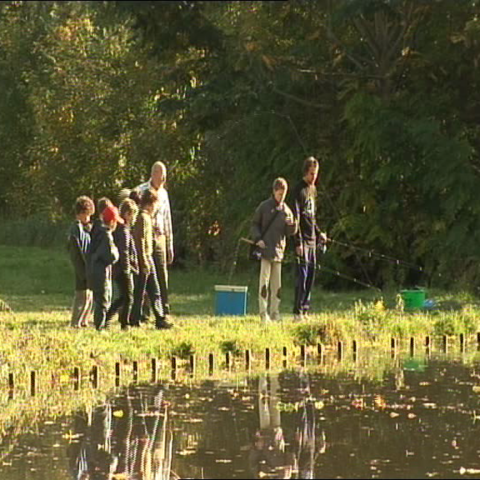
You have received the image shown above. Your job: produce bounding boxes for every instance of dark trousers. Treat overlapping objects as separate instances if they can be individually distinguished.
[131,260,165,326]
[153,235,170,314]
[106,272,134,328]
[293,244,316,315]
[92,267,113,330]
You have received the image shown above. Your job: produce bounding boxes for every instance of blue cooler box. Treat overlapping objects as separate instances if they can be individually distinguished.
[214,285,248,316]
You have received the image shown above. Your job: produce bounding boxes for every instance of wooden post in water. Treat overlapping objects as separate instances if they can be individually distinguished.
[115,362,121,387]
[337,341,343,361]
[460,333,465,353]
[410,337,415,357]
[265,348,271,371]
[352,340,358,362]
[151,358,158,383]
[443,335,448,354]
[282,347,288,369]
[425,336,431,356]
[30,371,36,397]
[225,352,231,371]
[171,357,177,381]
[208,353,214,376]
[73,367,80,391]
[8,373,14,400]
[245,349,251,371]
[477,333,480,352]
[391,338,397,358]
[90,366,98,389]
[300,345,307,367]
[189,354,196,376]
[317,343,323,364]
[133,361,139,383]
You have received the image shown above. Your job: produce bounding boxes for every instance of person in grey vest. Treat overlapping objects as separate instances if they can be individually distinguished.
[251,177,297,322]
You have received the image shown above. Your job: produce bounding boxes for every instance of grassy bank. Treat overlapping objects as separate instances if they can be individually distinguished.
[0,245,480,383]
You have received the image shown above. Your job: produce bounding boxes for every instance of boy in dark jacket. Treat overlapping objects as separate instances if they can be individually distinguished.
[106,198,139,330]
[68,196,95,328]
[88,204,121,331]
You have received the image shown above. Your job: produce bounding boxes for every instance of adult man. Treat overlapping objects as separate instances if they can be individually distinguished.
[291,156,326,320]
[137,161,174,316]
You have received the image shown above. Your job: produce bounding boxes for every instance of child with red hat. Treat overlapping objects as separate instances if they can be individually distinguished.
[87,203,122,330]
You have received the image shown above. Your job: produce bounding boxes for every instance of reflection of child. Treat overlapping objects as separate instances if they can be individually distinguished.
[294,372,326,479]
[249,374,295,479]
[68,196,95,328]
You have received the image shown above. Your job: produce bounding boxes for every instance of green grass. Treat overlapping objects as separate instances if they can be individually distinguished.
[1,244,480,381]
[2,244,480,440]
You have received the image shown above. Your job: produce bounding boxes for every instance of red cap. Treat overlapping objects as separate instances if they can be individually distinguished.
[102,204,124,225]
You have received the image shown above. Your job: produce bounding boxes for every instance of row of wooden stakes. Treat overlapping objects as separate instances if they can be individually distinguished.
[6,333,479,398]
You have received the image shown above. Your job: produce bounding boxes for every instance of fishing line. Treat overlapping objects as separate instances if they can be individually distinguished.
[241,237,382,292]
[284,252,382,292]
[326,238,424,272]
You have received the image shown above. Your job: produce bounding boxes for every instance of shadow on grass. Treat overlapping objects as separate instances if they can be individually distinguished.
[3,294,70,313]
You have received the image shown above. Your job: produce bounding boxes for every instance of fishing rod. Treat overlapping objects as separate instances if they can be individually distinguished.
[240,237,381,292]
[325,237,425,272]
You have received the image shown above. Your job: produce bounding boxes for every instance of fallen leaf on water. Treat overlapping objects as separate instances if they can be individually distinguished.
[177,449,196,456]
[390,412,400,418]
[185,418,203,423]
[408,413,417,419]
[351,398,364,409]
[472,386,480,394]
[460,467,480,475]
[374,395,387,410]
[113,410,124,418]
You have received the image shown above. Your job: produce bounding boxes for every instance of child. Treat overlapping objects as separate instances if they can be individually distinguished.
[251,177,297,323]
[106,198,139,330]
[90,197,113,238]
[87,203,121,331]
[131,189,172,329]
[68,196,95,328]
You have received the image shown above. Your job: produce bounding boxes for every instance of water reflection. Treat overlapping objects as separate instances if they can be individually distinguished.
[65,372,329,479]
[249,372,326,479]
[250,374,292,478]
[68,386,172,480]
[3,359,480,479]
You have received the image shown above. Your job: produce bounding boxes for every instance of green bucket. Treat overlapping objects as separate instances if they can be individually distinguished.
[401,289,426,310]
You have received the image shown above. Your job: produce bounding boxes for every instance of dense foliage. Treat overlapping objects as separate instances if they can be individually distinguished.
[2,0,480,288]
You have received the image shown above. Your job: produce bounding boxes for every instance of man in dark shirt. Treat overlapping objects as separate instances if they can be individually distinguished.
[291,157,326,320]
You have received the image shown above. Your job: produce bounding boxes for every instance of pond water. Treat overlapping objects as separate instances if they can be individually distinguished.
[2,357,480,479]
